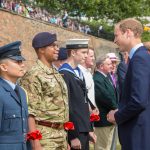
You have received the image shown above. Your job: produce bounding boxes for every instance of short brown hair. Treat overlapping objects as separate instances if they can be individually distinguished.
[67,49,72,57]
[117,18,143,37]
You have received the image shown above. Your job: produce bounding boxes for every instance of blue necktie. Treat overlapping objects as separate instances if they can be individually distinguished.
[14,85,21,100]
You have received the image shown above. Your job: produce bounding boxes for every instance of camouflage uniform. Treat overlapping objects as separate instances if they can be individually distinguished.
[20,60,69,150]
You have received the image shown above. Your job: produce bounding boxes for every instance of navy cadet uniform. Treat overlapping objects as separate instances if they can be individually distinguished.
[0,41,29,150]
[59,39,93,150]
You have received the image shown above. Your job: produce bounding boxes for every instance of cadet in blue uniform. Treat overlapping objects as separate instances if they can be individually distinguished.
[0,41,29,150]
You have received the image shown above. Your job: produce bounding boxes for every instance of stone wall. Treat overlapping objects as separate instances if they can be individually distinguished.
[0,9,118,69]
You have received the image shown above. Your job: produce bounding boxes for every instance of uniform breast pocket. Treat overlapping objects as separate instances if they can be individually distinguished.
[3,111,22,132]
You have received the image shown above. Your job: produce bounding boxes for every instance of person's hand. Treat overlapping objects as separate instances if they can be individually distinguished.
[92,107,99,115]
[31,139,43,150]
[107,109,118,124]
[89,132,97,143]
[71,138,81,149]
[67,144,71,150]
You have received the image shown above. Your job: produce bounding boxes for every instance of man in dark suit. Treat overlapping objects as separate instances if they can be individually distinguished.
[0,41,29,150]
[117,52,129,100]
[59,39,96,150]
[107,18,150,150]
[93,56,118,150]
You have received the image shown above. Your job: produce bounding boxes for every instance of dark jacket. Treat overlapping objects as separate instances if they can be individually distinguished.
[59,70,91,140]
[117,61,128,100]
[93,71,118,127]
[0,78,28,150]
[115,46,150,150]
[0,78,29,150]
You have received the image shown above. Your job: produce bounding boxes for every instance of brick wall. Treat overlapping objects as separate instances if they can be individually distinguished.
[0,9,118,69]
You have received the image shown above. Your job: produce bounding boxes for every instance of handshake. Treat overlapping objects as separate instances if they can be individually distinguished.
[107,109,118,124]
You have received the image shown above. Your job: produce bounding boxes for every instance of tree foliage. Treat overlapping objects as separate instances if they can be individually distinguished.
[34,0,150,22]
[34,0,150,41]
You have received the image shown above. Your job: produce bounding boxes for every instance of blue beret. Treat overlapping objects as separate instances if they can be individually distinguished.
[0,41,25,61]
[32,32,57,49]
[58,47,68,60]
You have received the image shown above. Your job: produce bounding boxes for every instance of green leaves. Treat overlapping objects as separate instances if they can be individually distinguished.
[34,0,150,25]
[34,0,149,23]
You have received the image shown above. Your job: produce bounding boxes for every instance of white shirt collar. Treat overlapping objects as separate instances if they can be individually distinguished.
[98,70,107,77]
[78,64,89,72]
[1,78,16,90]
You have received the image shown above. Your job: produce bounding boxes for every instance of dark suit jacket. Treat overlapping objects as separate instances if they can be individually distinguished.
[59,70,91,141]
[0,78,29,150]
[115,46,150,150]
[93,71,118,127]
[117,61,128,100]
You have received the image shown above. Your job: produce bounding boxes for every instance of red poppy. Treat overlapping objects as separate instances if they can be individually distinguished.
[64,122,75,130]
[90,113,100,122]
[27,130,42,140]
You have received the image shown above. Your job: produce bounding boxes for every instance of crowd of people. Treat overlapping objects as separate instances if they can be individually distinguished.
[0,17,150,150]
[0,0,92,34]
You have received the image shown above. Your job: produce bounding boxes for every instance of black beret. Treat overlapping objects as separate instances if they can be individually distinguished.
[58,47,68,60]
[32,32,57,49]
[0,41,25,61]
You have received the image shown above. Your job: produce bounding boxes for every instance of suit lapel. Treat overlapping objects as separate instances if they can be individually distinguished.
[108,74,115,87]
[97,71,115,91]
[105,76,112,86]
[10,90,22,105]
[102,74,113,88]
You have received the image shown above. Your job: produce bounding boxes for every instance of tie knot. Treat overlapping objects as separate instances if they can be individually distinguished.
[14,85,19,91]
[106,75,110,80]
[14,85,20,97]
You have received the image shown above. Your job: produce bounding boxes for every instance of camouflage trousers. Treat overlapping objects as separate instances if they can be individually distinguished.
[38,125,67,150]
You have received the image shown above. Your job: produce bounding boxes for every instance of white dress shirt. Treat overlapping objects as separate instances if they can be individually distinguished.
[78,65,96,106]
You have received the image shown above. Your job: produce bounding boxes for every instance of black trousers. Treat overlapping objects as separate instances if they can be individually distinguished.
[70,132,89,150]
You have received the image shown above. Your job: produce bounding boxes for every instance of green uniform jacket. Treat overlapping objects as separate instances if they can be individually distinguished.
[93,71,118,127]
[20,60,69,150]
